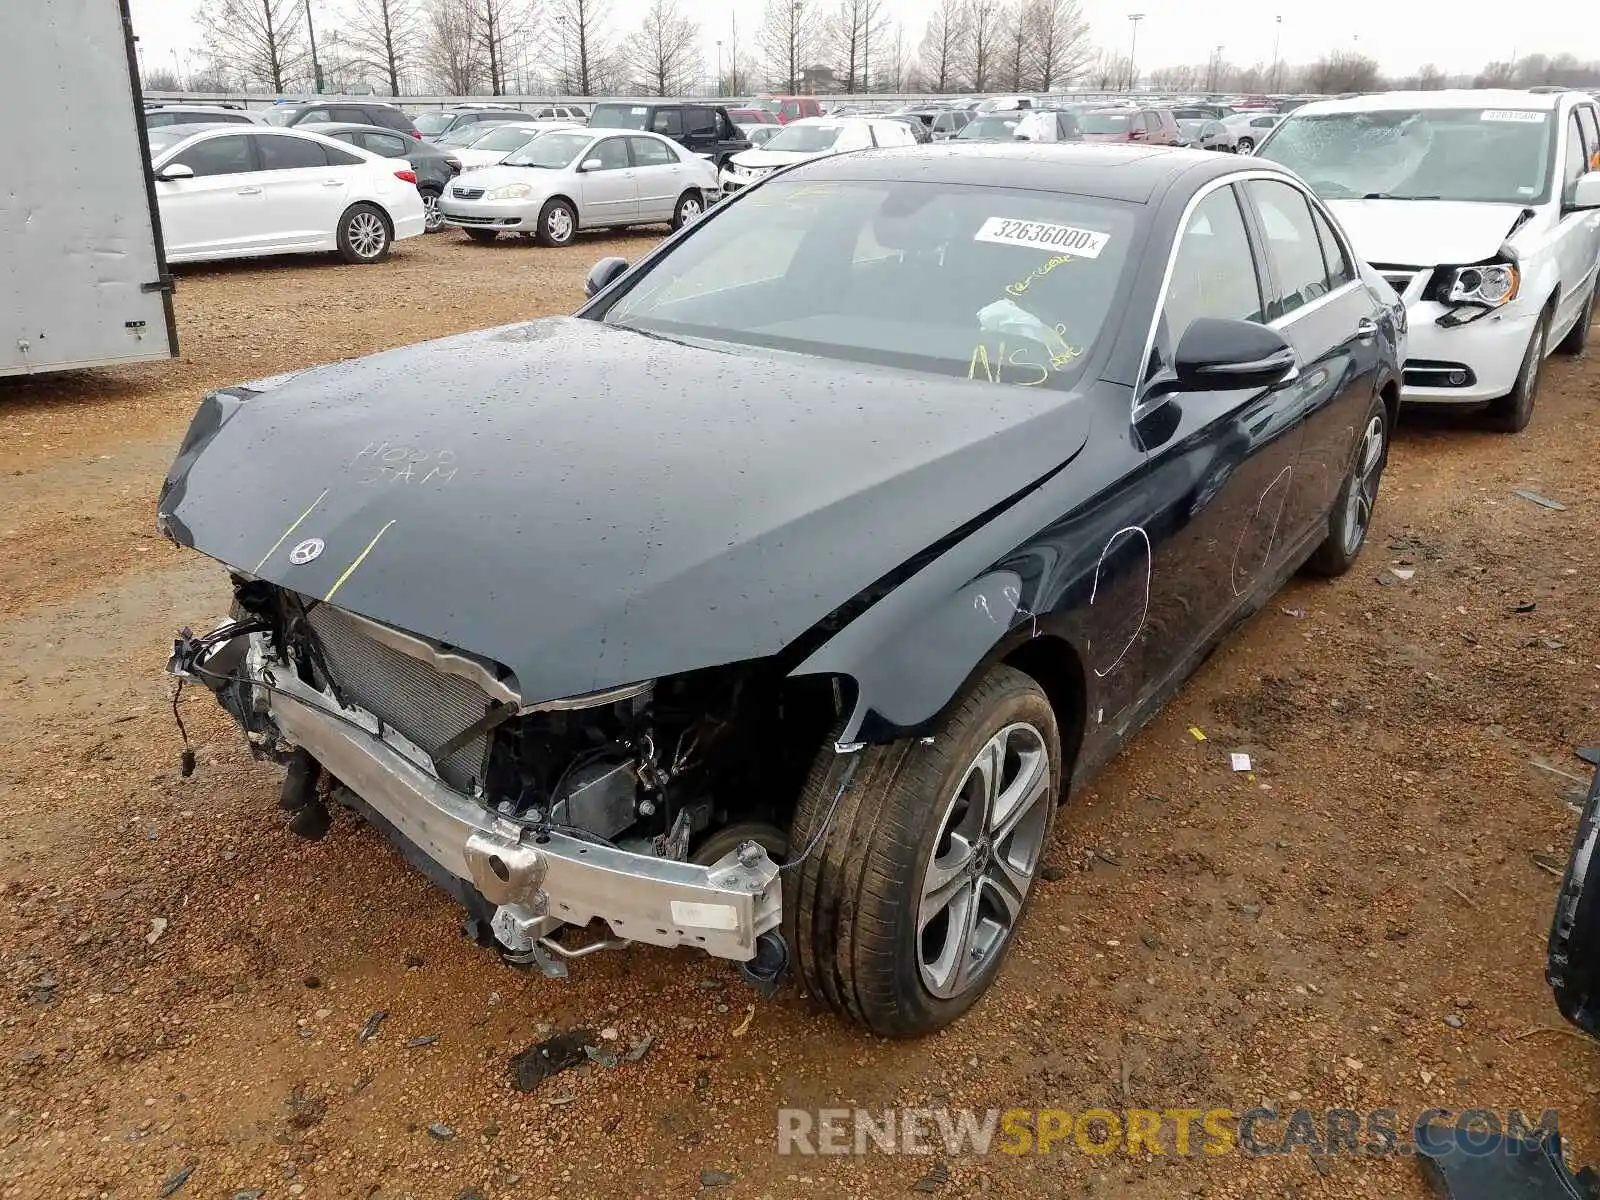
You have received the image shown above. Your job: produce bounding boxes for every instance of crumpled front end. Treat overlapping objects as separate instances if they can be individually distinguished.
[171,582,798,976]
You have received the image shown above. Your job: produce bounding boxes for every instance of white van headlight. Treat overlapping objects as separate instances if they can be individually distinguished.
[1443,262,1519,308]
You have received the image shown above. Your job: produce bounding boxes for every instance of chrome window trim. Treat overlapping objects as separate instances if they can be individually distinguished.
[1132,169,1359,423]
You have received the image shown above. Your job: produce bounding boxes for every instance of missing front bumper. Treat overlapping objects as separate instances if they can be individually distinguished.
[182,628,783,964]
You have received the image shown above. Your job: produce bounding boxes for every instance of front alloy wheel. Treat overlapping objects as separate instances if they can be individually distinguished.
[787,664,1061,1037]
[918,723,1053,999]
[672,191,704,230]
[536,198,577,247]
[1307,393,1389,576]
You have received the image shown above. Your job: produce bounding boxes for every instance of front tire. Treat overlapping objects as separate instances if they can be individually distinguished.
[1306,393,1388,577]
[786,664,1060,1037]
[671,190,704,230]
[1485,313,1548,433]
[1237,136,1255,154]
[535,198,577,247]
[336,203,391,264]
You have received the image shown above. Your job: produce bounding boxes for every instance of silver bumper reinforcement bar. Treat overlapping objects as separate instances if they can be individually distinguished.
[223,635,782,963]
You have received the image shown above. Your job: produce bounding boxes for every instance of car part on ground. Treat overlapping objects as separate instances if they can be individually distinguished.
[161,144,1402,1036]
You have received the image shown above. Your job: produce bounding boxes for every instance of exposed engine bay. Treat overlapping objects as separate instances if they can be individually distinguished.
[171,575,844,987]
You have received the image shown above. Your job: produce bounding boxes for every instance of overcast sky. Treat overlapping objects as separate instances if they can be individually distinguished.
[128,0,1596,84]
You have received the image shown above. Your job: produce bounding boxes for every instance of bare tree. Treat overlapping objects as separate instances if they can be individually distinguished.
[758,0,822,93]
[343,0,422,94]
[1147,63,1201,91]
[1001,5,1027,90]
[620,0,701,95]
[958,0,1001,92]
[421,0,483,92]
[199,0,308,92]
[1415,62,1446,90]
[916,0,965,93]
[825,0,889,93]
[470,0,528,94]
[1086,47,1129,91]
[546,0,612,95]
[142,67,183,92]
[1027,0,1090,90]
[879,21,908,91]
[1304,49,1380,93]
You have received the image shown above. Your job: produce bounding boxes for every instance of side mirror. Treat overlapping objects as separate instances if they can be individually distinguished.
[1567,172,1600,211]
[579,157,603,172]
[157,162,194,181]
[584,256,629,298]
[1172,318,1299,392]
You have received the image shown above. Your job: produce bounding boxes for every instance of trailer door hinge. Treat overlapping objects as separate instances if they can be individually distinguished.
[141,275,175,294]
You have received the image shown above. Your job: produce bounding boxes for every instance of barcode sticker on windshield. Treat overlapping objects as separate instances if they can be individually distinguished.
[975,218,1110,258]
[1481,110,1546,123]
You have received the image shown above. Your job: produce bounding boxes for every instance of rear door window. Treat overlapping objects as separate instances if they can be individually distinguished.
[652,107,684,137]
[258,135,330,170]
[360,131,410,157]
[295,107,334,124]
[332,107,368,123]
[628,136,677,167]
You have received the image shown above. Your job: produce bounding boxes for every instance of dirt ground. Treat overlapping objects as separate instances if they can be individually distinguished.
[2,230,1598,1200]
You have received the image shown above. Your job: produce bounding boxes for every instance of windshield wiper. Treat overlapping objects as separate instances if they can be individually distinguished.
[1361,192,1442,201]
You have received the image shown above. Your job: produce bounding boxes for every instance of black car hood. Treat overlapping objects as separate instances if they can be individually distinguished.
[160,318,1090,703]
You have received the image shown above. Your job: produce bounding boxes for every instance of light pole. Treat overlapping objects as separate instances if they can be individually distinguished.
[716,40,723,96]
[1126,13,1144,93]
[1271,15,1283,92]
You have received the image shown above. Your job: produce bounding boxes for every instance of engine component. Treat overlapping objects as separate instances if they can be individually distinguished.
[549,760,639,841]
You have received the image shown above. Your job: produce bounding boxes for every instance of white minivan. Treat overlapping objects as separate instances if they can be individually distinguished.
[1258,89,1600,430]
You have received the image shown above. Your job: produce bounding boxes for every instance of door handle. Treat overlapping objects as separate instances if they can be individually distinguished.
[235,186,263,195]
[321,180,344,187]
[1356,317,1378,338]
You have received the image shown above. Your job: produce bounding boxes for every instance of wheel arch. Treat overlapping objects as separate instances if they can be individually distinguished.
[340,199,394,237]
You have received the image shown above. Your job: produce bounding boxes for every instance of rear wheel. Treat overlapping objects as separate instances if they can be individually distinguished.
[419,187,445,233]
[1237,135,1255,153]
[463,229,499,244]
[672,190,704,230]
[535,198,577,247]
[1306,394,1388,577]
[1485,313,1548,433]
[336,203,391,264]
[1557,276,1597,355]
[786,664,1060,1037]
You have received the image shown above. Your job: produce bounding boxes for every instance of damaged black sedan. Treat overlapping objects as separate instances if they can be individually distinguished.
[160,145,1403,1037]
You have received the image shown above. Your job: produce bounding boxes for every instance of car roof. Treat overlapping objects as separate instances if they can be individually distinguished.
[789,143,1289,204]
[1291,88,1565,117]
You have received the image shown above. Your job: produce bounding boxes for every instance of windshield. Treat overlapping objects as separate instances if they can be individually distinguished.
[263,108,295,126]
[1081,112,1131,134]
[601,178,1136,390]
[472,125,542,152]
[504,131,591,168]
[956,115,1023,140]
[1259,108,1555,203]
[590,103,650,130]
[437,123,496,146]
[765,124,843,152]
[413,111,455,136]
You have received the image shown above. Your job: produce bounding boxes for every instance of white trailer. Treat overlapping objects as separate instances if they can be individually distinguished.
[1,0,177,377]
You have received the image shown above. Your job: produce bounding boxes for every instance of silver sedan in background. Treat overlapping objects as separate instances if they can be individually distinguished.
[438,128,717,246]
[1178,118,1239,152]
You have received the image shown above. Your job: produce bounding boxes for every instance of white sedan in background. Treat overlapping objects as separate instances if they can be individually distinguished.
[438,128,717,246]
[718,117,918,195]
[450,121,584,171]
[148,124,425,264]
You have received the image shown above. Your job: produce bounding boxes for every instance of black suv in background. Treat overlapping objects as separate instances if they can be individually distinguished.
[267,100,420,138]
[589,101,749,166]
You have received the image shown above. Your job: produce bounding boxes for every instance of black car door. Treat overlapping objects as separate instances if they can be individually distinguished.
[1239,179,1382,548]
[1103,181,1306,724]
[684,106,718,158]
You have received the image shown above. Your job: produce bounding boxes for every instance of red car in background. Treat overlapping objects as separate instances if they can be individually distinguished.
[1078,106,1181,146]
[727,107,779,125]
[751,96,824,124]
